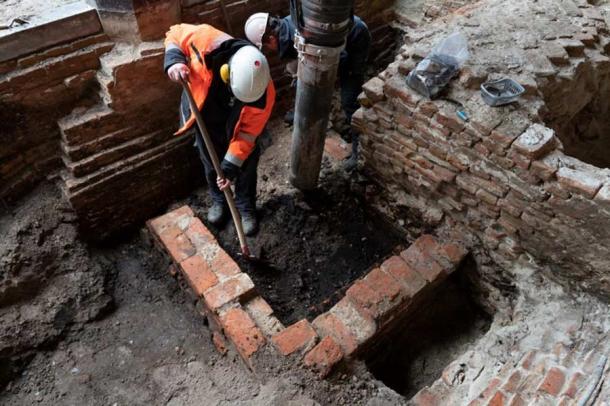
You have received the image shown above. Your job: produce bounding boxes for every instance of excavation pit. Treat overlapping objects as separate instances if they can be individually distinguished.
[189,171,406,326]
[364,261,491,398]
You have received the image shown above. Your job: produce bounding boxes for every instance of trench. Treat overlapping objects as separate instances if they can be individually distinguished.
[543,61,610,168]
[363,258,492,399]
[190,168,407,326]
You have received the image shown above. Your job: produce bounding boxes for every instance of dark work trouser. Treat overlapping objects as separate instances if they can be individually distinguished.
[181,104,260,216]
[193,129,260,216]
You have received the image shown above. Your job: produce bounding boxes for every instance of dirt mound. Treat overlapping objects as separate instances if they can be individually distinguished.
[0,184,112,387]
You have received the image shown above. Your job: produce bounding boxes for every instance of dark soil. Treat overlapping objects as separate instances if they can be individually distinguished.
[187,121,406,326]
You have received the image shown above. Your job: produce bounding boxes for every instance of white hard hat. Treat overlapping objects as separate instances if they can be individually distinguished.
[244,12,269,48]
[229,45,271,103]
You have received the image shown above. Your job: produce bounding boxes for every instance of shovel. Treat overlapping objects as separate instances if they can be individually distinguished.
[180,79,258,261]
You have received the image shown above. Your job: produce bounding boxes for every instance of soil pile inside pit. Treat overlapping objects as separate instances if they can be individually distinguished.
[191,171,406,326]
[0,184,113,387]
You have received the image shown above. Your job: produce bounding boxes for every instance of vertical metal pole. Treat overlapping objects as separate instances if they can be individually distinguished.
[289,36,343,190]
[289,0,354,191]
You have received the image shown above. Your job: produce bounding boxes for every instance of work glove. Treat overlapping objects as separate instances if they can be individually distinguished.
[220,159,240,182]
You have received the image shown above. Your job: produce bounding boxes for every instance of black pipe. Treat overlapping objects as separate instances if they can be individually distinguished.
[289,0,354,190]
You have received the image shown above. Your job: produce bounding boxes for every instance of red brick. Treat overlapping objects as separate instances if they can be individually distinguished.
[507,394,525,406]
[212,331,228,355]
[400,243,445,283]
[149,205,194,233]
[158,225,197,263]
[436,110,465,133]
[412,235,455,271]
[411,387,439,406]
[179,254,219,296]
[441,242,468,265]
[312,313,358,355]
[184,217,215,249]
[519,351,537,370]
[488,391,507,406]
[561,371,583,398]
[330,297,376,349]
[303,336,343,378]
[324,136,351,161]
[272,319,318,356]
[473,377,501,402]
[220,308,265,361]
[502,369,522,393]
[209,249,241,281]
[363,267,403,302]
[380,255,427,298]
[346,280,385,319]
[556,167,602,199]
[537,366,566,396]
[203,273,255,311]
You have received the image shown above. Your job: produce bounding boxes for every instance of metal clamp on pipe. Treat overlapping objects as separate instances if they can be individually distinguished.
[289,0,355,190]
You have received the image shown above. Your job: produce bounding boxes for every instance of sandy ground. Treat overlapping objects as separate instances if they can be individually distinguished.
[0,0,77,26]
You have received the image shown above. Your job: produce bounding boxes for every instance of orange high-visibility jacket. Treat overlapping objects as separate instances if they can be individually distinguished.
[164,24,276,168]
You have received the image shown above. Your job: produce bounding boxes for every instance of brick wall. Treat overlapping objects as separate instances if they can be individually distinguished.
[0,3,110,203]
[2,0,398,237]
[355,0,610,298]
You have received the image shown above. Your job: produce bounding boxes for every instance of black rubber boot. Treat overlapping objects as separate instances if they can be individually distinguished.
[241,213,259,236]
[207,202,227,226]
[284,110,295,125]
[344,134,359,172]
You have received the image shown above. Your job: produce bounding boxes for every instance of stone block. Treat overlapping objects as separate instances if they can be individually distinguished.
[513,124,559,160]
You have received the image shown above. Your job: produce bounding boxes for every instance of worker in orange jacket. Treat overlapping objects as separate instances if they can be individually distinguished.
[164,24,276,235]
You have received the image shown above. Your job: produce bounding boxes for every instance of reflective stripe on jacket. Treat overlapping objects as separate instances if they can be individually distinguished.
[164,24,275,167]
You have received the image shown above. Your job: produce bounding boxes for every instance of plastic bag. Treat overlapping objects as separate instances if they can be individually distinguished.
[407,32,470,99]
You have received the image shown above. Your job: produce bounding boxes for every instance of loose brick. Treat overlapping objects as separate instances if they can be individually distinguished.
[537,366,566,396]
[400,243,445,283]
[272,319,318,356]
[312,312,358,355]
[324,137,351,161]
[303,336,343,378]
[380,255,428,298]
[179,254,219,296]
[556,167,602,198]
[512,124,558,160]
[220,308,265,362]
[158,225,197,263]
[203,273,255,311]
[362,77,385,102]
